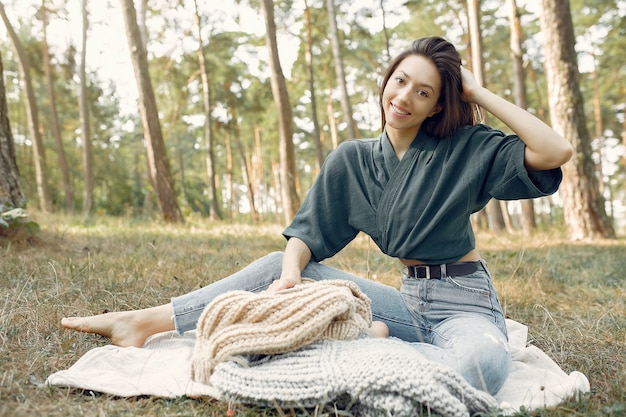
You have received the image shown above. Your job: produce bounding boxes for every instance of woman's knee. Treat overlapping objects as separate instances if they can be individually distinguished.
[459,335,511,395]
[261,251,284,264]
[242,251,284,275]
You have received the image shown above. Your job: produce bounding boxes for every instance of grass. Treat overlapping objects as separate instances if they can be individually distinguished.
[0,212,624,417]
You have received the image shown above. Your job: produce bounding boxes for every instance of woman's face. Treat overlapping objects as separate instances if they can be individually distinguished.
[382,54,442,141]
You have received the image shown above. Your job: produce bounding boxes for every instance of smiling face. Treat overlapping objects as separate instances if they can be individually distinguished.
[381,54,443,143]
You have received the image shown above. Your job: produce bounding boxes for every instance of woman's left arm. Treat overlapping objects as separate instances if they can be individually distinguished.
[460,66,574,170]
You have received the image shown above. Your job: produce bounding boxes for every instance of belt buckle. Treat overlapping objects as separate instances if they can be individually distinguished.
[408,265,430,279]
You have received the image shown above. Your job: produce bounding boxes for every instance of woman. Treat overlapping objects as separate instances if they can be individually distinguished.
[62,36,573,395]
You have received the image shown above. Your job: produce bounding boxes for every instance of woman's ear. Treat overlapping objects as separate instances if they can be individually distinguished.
[428,104,443,117]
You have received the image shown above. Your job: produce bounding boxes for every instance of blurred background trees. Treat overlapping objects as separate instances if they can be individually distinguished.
[0,0,623,237]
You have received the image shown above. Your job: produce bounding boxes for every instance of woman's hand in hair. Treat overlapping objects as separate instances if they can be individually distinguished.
[459,66,484,104]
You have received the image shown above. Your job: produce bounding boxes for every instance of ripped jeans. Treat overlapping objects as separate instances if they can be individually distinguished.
[171,252,511,395]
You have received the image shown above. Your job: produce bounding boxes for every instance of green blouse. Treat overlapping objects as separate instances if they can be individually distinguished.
[283,124,562,264]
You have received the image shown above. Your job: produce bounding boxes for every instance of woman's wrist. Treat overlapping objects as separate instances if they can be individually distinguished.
[278,271,302,285]
[267,275,301,292]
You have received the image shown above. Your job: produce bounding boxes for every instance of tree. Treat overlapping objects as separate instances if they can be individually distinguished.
[326,0,359,140]
[539,0,614,239]
[78,0,93,215]
[303,0,324,171]
[118,0,183,223]
[192,1,222,220]
[0,1,50,212]
[508,0,536,232]
[192,0,222,220]
[466,0,507,233]
[259,0,300,224]
[0,51,24,208]
[225,80,258,222]
[41,2,73,212]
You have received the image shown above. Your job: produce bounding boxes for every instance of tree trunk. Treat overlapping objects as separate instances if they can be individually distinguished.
[79,0,94,216]
[0,51,24,208]
[271,161,283,223]
[467,0,507,233]
[242,147,257,221]
[0,2,50,212]
[526,64,546,120]
[137,0,148,47]
[228,94,258,223]
[539,0,614,239]
[42,3,73,212]
[193,0,222,220]
[260,0,300,224]
[326,0,359,140]
[467,0,484,86]
[119,0,183,223]
[379,0,391,63]
[225,131,234,220]
[253,125,266,220]
[622,103,626,166]
[508,0,536,232]
[589,50,605,197]
[327,88,339,149]
[303,0,324,171]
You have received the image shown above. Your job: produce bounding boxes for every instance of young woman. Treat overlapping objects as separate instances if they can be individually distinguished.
[62,36,573,395]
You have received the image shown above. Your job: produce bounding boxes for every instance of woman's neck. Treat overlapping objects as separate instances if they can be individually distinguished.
[386,127,419,160]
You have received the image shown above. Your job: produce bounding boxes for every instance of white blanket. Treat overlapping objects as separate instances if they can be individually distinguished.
[46,319,589,415]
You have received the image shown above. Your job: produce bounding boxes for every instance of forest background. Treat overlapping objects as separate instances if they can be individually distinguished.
[0,1,625,416]
[0,0,624,237]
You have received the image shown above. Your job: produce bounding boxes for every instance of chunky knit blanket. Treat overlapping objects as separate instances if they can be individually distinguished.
[190,279,498,417]
[211,337,498,417]
[191,279,372,383]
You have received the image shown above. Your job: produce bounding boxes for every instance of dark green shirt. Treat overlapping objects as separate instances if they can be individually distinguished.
[283,124,562,264]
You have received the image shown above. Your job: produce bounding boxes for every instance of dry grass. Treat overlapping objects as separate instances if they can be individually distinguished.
[0,213,624,417]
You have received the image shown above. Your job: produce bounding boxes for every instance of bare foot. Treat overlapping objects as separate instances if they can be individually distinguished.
[367,320,389,338]
[61,312,146,347]
[61,304,175,348]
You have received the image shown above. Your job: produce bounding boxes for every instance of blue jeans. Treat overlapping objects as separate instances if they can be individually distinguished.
[172,252,511,394]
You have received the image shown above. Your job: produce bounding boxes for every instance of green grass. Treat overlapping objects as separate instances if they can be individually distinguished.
[0,213,624,417]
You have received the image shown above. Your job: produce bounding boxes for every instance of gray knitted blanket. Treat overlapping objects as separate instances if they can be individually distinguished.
[210,336,498,417]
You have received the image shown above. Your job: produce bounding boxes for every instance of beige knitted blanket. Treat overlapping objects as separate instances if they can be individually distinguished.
[190,279,372,384]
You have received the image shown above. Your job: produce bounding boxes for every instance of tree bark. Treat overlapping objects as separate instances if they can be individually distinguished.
[225,130,234,220]
[467,0,507,233]
[303,0,324,171]
[508,0,536,232]
[193,0,222,220]
[327,88,339,149]
[42,3,73,212]
[539,0,614,239]
[379,0,391,63]
[253,126,266,220]
[0,2,50,212]
[589,50,605,197]
[0,51,24,208]
[260,0,300,224]
[227,90,258,222]
[119,0,183,223]
[326,0,359,140]
[79,0,94,216]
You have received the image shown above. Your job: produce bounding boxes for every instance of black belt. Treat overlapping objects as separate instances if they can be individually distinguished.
[404,261,481,279]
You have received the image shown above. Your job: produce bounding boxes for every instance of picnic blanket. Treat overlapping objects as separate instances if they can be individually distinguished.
[47,280,590,416]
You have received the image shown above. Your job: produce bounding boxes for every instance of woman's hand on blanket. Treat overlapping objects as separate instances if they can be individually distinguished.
[267,276,301,293]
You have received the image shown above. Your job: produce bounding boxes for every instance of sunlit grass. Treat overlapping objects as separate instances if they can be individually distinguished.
[0,213,624,416]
